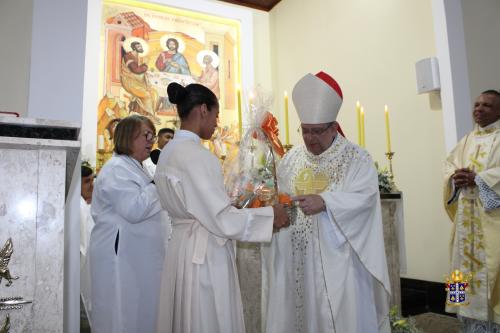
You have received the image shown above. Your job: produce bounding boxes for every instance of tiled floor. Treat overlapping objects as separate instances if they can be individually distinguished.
[413,312,461,333]
[81,310,462,333]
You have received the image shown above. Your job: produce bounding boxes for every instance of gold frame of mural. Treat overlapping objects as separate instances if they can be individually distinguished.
[96,0,242,169]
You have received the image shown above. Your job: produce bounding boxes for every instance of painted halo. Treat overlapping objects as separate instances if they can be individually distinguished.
[196,50,220,69]
[122,37,150,56]
[159,35,186,53]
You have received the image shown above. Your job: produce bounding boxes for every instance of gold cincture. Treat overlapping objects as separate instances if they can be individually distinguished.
[0,239,18,287]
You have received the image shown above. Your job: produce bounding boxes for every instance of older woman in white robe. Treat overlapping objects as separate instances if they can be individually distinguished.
[89,115,167,333]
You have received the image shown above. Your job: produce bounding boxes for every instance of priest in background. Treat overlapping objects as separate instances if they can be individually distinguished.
[444,89,500,332]
[143,127,175,177]
[262,72,391,333]
[80,163,95,326]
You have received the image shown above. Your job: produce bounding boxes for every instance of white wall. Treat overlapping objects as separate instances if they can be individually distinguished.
[252,10,273,92]
[432,0,472,152]
[0,0,33,116]
[26,0,89,331]
[27,0,88,123]
[270,0,452,282]
[462,0,500,97]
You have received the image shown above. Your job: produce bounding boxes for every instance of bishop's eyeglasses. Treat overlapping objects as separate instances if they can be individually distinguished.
[299,122,334,136]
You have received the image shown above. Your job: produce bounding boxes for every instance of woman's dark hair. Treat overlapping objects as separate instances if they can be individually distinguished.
[167,82,218,119]
[81,164,93,178]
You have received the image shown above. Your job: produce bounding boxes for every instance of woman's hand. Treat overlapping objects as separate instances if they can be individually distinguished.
[272,203,290,230]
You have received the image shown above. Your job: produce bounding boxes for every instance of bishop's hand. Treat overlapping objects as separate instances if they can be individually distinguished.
[292,194,326,215]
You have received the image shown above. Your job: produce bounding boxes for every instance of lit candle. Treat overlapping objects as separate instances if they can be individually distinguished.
[248,91,254,111]
[237,86,242,139]
[356,101,361,145]
[385,105,392,153]
[248,91,254,127]
[97,134,105,150]
[360,107,365,148]
[284,91,290,145]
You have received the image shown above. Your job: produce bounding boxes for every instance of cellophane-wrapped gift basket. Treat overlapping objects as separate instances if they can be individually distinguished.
[224,92,296,220]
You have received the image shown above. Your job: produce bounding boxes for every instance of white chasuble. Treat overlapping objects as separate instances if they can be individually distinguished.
[444,119,500,324]
[262,134,391,333]
[154,130,274,333]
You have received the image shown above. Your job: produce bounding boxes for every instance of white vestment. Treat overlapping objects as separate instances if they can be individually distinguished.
[144,155,157,178]
[262,134,391,333]
[89,154,166,333]
[80,196,95,323]
[154,130,274,333]
[444,119,500,325]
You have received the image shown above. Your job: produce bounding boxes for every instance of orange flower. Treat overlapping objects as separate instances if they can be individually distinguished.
[278,193,292,205]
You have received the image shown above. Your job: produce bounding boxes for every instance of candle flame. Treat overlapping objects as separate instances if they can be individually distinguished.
[284,91,288,97]
[356,100,360,108]
[361,106,364,114]
[384,105,388,112]
[236,83,241,91]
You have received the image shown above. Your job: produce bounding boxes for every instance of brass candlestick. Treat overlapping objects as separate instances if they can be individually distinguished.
[283,144,293,153]
[385,151,395,179]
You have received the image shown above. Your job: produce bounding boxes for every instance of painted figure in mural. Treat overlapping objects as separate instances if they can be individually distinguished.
[197,50,220,100]
[155,37,191,75]
[444,90,500,332]
[104,118,121,153]
[120,39,160,120]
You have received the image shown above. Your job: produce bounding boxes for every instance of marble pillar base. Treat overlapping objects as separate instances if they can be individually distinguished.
[236,242,262,333]
[0,117,79,332]
[381,195,406,311]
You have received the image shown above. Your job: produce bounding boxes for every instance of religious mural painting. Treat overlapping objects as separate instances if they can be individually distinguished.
[97,0,241,168]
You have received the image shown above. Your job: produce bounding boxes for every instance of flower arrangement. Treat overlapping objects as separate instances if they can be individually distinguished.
[376,162,397,194]
[389,306,422,333]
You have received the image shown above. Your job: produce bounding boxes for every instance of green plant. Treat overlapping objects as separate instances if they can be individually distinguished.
[389,306,422,333]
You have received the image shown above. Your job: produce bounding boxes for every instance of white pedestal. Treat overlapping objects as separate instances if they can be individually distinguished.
[0,117,79,332]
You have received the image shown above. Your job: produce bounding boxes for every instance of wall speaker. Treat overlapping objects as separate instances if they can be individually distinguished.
[415,57,441,94]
